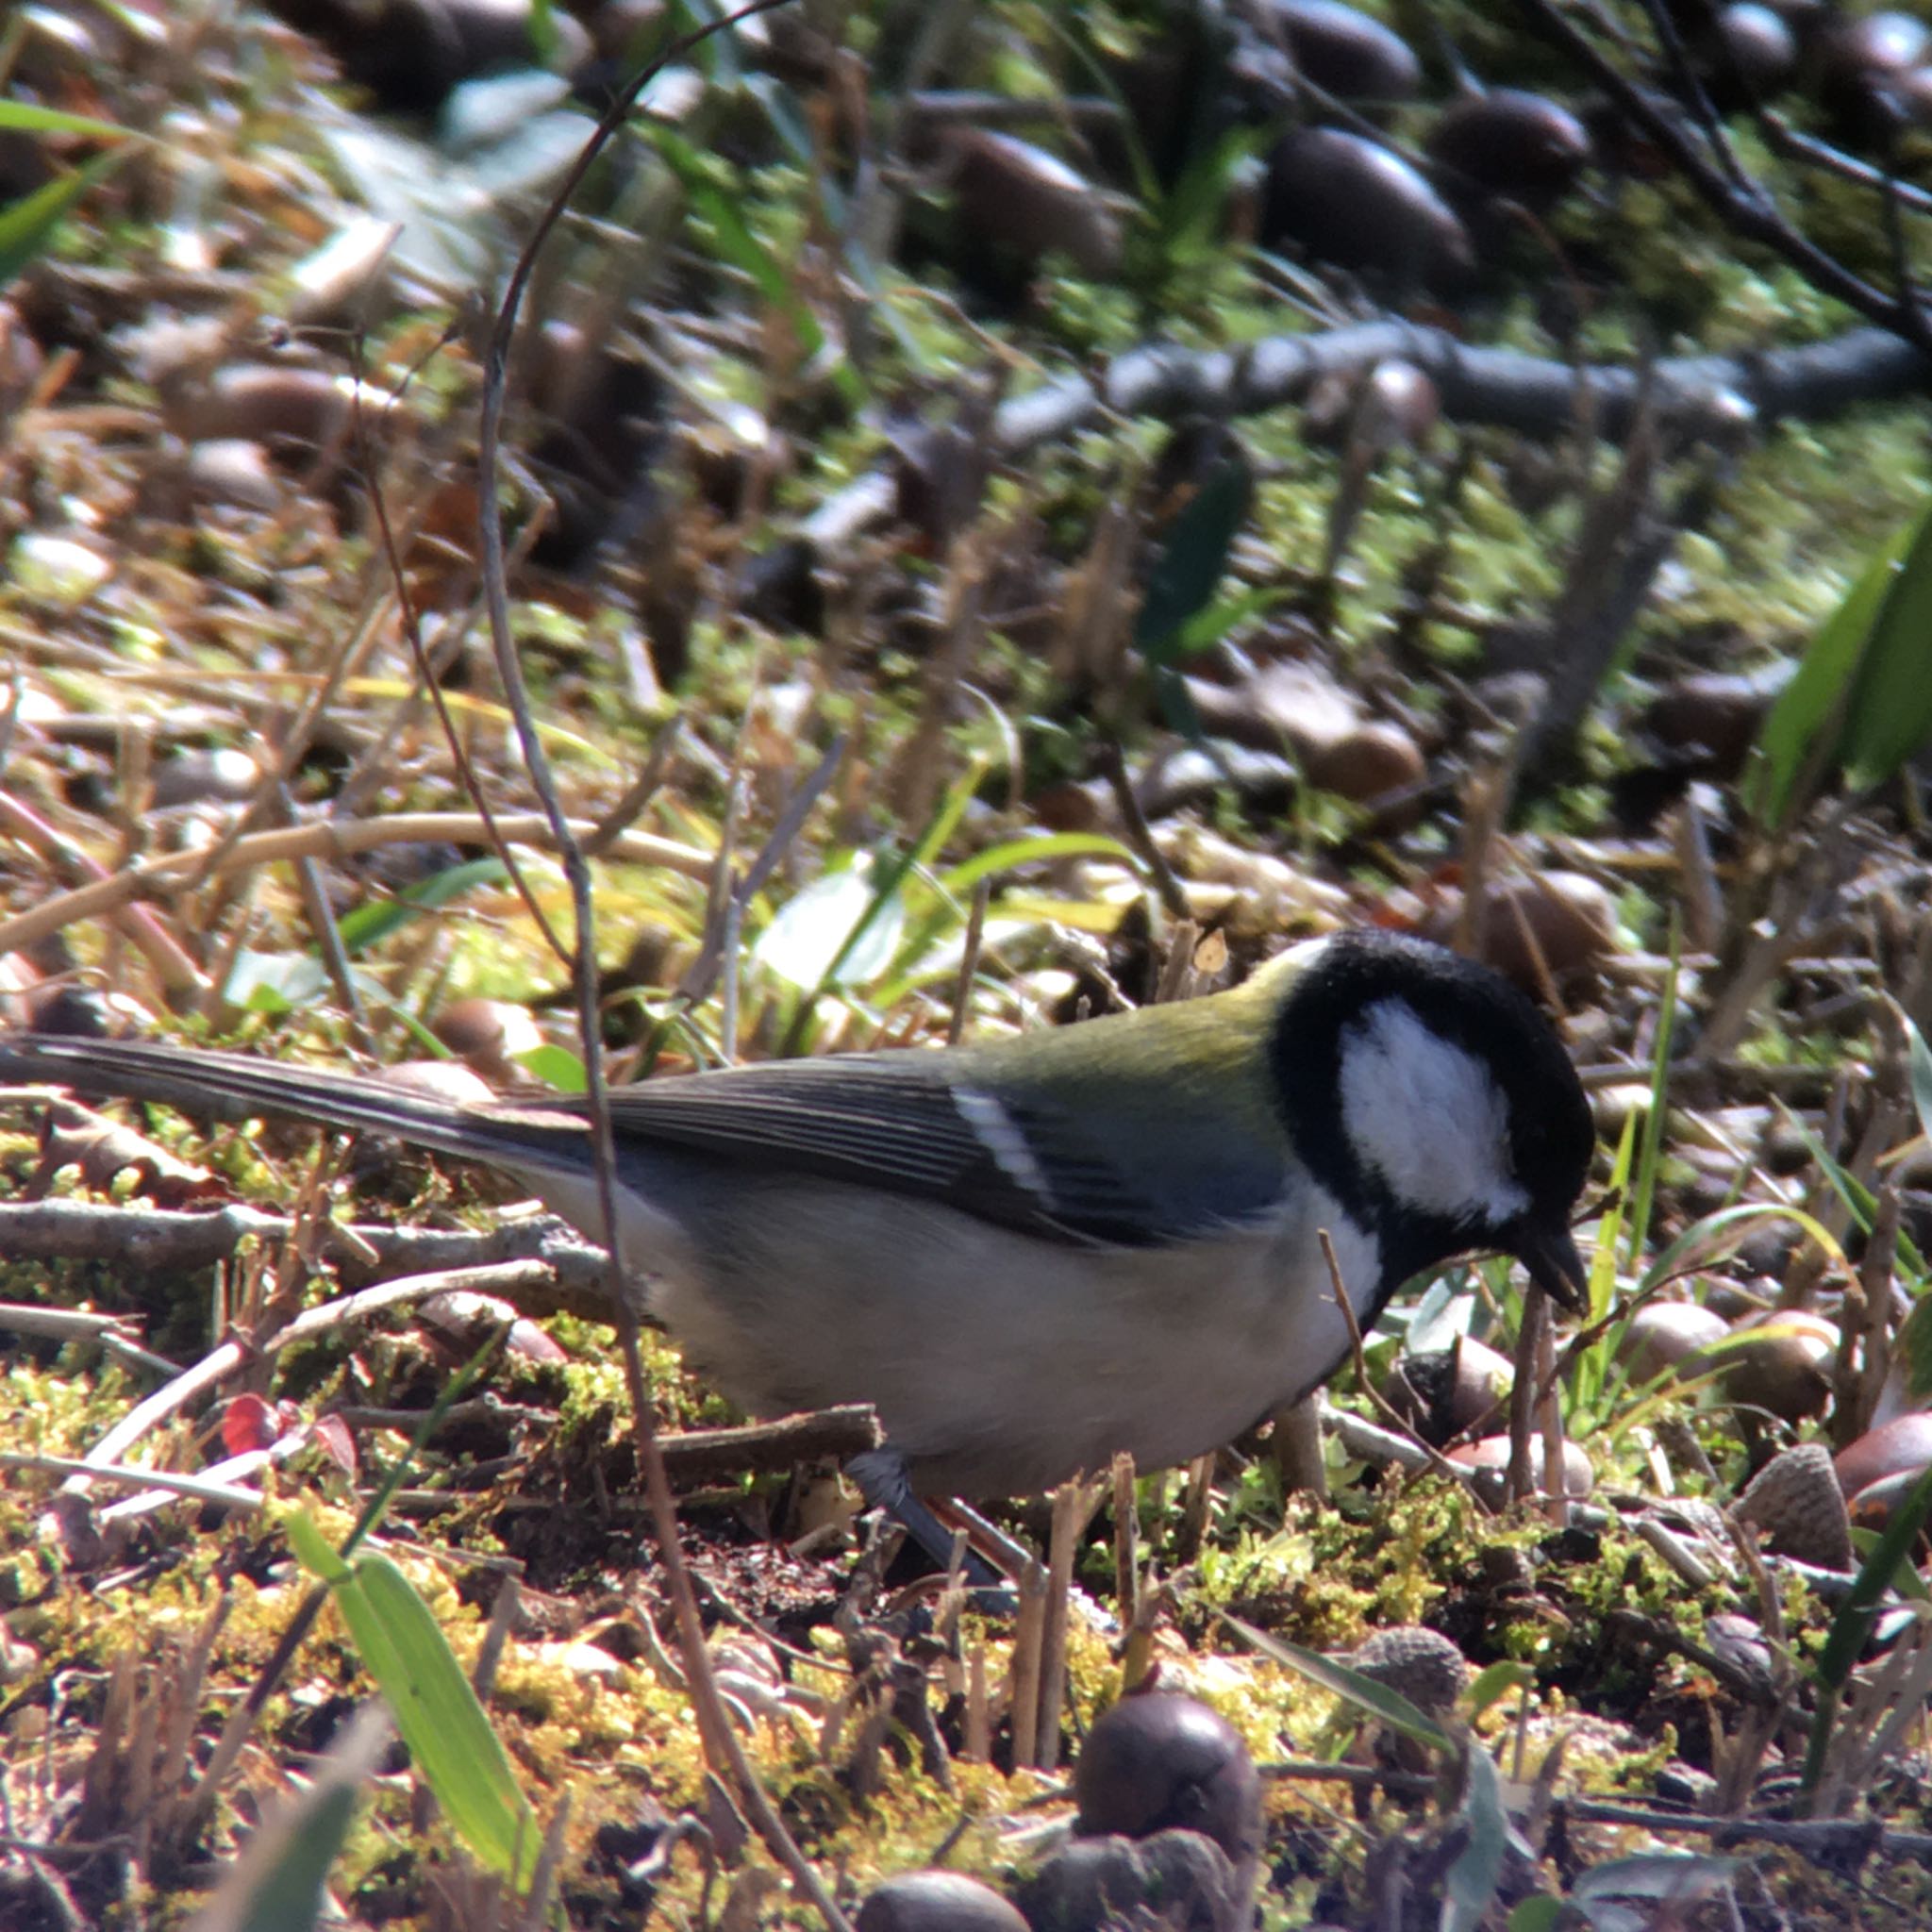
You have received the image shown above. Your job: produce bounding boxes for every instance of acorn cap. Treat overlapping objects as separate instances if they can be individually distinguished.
[1344,1625,1469,1713]
[1017,1831,1247,1932]
[1736,1442,1854,1571]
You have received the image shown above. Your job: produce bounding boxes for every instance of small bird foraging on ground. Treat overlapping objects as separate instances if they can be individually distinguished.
[0,930,1592,1529]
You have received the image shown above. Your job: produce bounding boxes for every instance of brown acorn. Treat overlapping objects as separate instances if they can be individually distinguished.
[1813,10,1932,142]
[1617,1301,1728,1387]
[179,365,354,460]
[1074,1691,1262,1890]
[941,128,1124,281]
[856,1874,1028,1932]
[1834,1411,1932,1499]
[1641,667,1790,780]
[1355,358,1441,447]
[1421,870,1619,990]
[1383,1335,1512,1445]
[150,747,265,809]
[1426,91,1591,208]
[1263,127,1474,290]
[1305,723,1426,802]
[1721,1309,1838,1424]
[432,997,546,1083]
[1258,0,1423,101]
[186,441,284,515]
[1848,1468,1932,1534]
[375,1058,499,1108]
[1711,4,1800,103]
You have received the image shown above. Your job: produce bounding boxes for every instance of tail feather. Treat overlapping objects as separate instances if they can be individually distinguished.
[0,1033,591,1180]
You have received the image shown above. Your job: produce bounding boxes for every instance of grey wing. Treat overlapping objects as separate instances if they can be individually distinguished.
[595,1055,1206,1249]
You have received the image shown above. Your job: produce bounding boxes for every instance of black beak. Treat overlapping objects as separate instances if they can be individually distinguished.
[1513,1220,1588,1313]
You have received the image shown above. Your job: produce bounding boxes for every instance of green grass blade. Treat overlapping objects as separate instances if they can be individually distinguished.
[939,831,1132,896]
[0,102,140,140]
[649,125,861,407]
[1800,1456,1932,1801]
[334,857,510,954]
[1625,919,1678,1271]
[1773,1105,1925,1276]
[0,152,125,286]
[1224,1615,1452,1752]
[191,1704,391,1932]
[287,1508,538,1889]
[1638,1201,1847,1294]
[1906,1014,1932,1149]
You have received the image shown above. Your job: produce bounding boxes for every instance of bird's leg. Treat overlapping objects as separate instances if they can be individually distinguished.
[846,1447,1007,1594]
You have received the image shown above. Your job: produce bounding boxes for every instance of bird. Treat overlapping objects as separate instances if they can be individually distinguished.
[0,929,1593,1520]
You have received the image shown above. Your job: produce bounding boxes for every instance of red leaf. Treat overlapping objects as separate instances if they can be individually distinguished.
[308,1413,358,1481]
[221,1393,278,1457]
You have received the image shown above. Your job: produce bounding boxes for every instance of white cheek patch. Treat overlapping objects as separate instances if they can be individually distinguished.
[1339,998,1531,1224]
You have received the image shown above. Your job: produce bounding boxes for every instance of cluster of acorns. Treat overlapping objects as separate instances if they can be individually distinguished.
[940,0,1932,297]
[854,1690,1265,1932]
[233,0,1932,309]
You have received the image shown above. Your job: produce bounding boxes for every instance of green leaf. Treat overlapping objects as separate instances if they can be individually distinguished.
[1801,1455,1932,1798]
[1841,498,1932,791]
[1223,1615,1453,1752]
[0,152,125,286]
[516,1041,587,1093]
[938,831,1134,896]
[1173,584,1290,657]
[0,102,140,141]
[284,1507,350,1585]
[191,1704,391,1932]
[1441,1742,1508,1932]
[649,125,861,407]
[1466,1659,1534,1722]
[228,1775,360,1932]
[1907,1014,1932,1150]
[1637,1200,1848,1295]
[334,857,510,955]
[1506,1901,1566,1932]
[1770,1106,1924,1276]
[1153,123,1272,258]
[1848,1524,1930,1602]
[1625,919,1678,1271]
[1749,497,1932,827]
[1594,1109,1638,1311]
[755,860,906,991]
[1894,1297,1932,1405]
[290,1516,539,1887]
[1133,455,1253,661]
[525,0,558,60]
